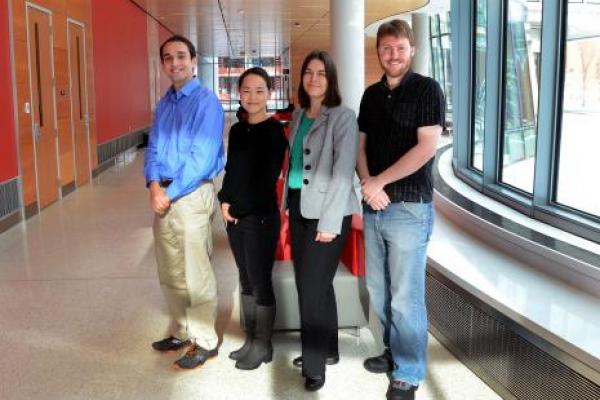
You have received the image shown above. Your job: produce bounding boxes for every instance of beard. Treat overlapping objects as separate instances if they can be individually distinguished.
[381,60,411,79]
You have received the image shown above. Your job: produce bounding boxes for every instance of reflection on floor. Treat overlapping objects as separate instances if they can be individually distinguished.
[0,150,501,400]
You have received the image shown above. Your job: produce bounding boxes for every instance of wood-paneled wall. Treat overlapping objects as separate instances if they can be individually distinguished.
[10,0,97,206]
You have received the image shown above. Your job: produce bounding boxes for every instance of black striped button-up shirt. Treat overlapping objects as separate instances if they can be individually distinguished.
[358,71,445,203]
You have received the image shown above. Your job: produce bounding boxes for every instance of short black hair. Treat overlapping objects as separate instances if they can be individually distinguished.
[238,67,272,91]
[160,35,196,62]
[297,50,342,108]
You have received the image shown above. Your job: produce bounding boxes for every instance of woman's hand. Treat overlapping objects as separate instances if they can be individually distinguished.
[315,231,337,243]
[221,203,238,224]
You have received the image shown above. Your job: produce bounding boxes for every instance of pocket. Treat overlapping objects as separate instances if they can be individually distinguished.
[401,202,427,220]
[197,183,215,212]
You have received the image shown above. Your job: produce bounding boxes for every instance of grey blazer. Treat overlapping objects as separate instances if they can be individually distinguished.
[282,105,361,235]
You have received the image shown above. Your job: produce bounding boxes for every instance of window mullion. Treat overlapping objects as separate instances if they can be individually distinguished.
[451,0,473,173]
[532,0,564,210]
[481,0,502,188]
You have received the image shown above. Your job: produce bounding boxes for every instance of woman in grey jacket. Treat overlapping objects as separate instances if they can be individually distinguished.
[283,50,361,391]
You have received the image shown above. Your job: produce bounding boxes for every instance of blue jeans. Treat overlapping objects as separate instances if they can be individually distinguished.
[363,201,434,385]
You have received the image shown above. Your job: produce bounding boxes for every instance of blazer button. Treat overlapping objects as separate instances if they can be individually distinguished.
[304,165,311,170]
[304,148,311,155]
[303,179,309,185]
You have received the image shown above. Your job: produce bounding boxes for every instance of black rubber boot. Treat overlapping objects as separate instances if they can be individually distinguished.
[229,294,256,361]
[235,304,275,370]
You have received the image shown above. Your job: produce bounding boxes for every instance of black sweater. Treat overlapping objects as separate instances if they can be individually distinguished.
[218,117,288,218]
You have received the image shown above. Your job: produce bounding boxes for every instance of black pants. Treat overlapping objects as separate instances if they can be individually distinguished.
[226,212,280,306]
[288,189,351,377]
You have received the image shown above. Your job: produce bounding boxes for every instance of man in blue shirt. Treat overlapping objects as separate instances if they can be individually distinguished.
[144,35,225,370]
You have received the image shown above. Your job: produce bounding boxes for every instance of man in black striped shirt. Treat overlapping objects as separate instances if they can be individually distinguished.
[356,19,445,400]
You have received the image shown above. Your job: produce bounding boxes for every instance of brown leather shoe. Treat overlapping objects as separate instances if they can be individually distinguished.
[172,344,218,370]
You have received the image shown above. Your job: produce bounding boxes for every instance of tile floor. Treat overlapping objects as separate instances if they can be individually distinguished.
[0,149,501,400]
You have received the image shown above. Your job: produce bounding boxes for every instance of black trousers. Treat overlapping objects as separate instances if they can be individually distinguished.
[226,212,280,306]
[287,189,351,377]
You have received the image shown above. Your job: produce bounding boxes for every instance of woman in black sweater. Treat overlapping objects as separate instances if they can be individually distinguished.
[218,67,287,370]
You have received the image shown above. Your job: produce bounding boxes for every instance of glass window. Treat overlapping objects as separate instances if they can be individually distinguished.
[430,13,453,120]
[500,0,541,193]
[454,1,599,242]
[216,56,289,112]
[431,36,445,89]
[441,34,453,113]
[440,11,450,35]
[555,2,600,217]
[431,14,440,36]
[472,0,487,171]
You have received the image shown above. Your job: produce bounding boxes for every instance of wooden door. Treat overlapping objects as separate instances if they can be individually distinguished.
[27,5,59,209]
[68,20,90,186]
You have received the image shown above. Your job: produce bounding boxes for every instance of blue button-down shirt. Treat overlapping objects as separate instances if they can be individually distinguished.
[144,79,225,201]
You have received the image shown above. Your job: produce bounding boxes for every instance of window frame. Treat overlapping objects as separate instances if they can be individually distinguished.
[451,0,600,243]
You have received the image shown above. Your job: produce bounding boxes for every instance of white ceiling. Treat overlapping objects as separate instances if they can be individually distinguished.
[132,0,450,59]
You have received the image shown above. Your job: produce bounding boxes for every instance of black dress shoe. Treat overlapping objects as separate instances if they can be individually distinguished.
[152,336,191,353]
[172,344,218,370]
[292,354,339,368]
[304,375,325,391]
[386,381,418,400]
[364,352,394,373]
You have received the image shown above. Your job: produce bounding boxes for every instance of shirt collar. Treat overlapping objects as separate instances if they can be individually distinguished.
[168,78,200,100]
[380,70,414,91]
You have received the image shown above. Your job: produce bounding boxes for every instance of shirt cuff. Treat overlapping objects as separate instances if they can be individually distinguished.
[165,183,181,201]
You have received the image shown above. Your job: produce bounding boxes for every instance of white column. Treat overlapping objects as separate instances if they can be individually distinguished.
[197,60,215,92]
[330,0,364,114]
[411,13,431,76]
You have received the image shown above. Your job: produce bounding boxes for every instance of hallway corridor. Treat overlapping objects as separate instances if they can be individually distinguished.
[0,149,500,400]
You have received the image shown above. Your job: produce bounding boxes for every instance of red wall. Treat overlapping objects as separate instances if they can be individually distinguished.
[92,0,151,144]
[0,0,18,182]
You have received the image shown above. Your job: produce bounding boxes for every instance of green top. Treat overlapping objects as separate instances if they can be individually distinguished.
[288,113,315,189]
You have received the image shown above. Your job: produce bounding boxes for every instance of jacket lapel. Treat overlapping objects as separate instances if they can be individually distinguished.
[287,109,303,148]
[288,105,331,150]
[307,105,330,136]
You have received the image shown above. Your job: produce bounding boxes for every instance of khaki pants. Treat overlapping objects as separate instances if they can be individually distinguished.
[153,182,218,350]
